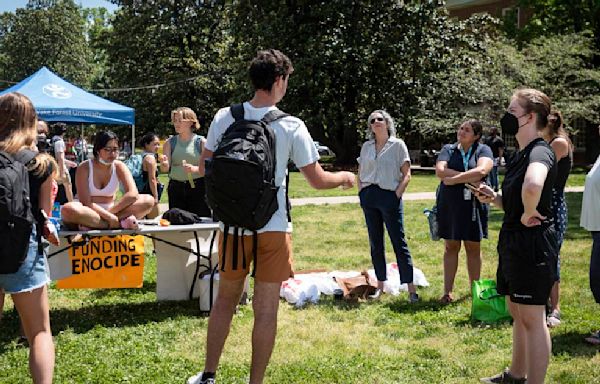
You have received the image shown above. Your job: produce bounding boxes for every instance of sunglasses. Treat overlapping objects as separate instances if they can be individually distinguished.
[370,117,385,124]
[102,147,120,154]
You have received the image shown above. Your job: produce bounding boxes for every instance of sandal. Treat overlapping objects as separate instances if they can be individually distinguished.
[440,293,454,304]
[585,331,600,346]
[120,215,139,230]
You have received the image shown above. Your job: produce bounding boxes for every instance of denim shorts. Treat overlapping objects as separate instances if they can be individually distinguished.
[0,228,50,294]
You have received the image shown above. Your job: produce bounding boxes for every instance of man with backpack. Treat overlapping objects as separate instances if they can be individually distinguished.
[188,49,355,384]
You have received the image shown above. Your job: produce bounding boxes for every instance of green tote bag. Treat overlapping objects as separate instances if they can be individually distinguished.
[471,279,512,323]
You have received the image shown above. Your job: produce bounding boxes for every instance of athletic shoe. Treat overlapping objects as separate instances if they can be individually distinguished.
[187,372,215,384]
[480,369,526,383]
[409,292,420,303]
[546,310,561,328]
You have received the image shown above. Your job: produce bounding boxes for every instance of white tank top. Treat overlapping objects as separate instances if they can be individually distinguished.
[88,160,119,197]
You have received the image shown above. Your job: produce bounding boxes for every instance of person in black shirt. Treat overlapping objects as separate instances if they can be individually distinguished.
[476,89,558,384]
[540,111,573,328]
[484,127,505,192]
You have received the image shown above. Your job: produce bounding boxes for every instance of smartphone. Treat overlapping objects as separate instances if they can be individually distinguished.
[466,183,494,197]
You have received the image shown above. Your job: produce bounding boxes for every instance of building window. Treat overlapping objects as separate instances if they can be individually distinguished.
[502,7,520,28]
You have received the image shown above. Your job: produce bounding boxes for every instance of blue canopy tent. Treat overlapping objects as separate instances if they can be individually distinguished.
[0,67,135,151]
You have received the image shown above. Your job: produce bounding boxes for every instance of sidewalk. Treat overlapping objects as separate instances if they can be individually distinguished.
[158,186,584,211]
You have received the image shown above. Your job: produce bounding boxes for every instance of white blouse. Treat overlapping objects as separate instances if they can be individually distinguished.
[581,155,600,231]
[358,137,411,192]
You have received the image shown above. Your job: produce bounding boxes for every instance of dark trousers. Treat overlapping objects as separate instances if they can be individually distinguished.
[488,165,499,191]
[359,185,414,284]
[590,231,600,303]
[167,178,211,217]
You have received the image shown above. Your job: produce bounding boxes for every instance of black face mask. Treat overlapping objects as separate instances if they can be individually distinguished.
[500,112,527,135]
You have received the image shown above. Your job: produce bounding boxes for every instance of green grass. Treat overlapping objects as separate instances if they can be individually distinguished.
[1,193,598,383]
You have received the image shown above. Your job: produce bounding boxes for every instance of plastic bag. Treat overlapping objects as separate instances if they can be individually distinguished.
[471,279,511,323]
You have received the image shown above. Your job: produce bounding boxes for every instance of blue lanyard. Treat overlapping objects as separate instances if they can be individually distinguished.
[459,145,473,171]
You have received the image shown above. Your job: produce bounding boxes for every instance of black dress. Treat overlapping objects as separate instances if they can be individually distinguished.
[436,142,493,242]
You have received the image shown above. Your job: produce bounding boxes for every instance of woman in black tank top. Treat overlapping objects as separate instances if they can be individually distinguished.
[541,111,573,328]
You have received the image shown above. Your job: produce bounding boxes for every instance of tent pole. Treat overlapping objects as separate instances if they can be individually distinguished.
[131,124,135,155]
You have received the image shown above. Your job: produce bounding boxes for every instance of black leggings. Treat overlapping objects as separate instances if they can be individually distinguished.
[167,178,211,217]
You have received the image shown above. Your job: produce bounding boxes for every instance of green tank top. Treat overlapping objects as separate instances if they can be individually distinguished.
[169,135,203,181]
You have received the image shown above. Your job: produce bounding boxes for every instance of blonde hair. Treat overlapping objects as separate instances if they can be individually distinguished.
[171,107,200,131]
[0,92,37,154]
[512,88,552,130]
[27,152,59,180]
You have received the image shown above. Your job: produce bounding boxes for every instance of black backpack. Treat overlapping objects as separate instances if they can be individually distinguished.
[0,150,37,274]
[205,103,289,276]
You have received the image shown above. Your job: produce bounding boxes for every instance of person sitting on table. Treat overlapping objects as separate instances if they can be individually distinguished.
[61,130,155,230]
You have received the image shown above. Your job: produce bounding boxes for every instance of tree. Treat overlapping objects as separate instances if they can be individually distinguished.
[0,0,93,86]
[227,0,487,163]
[99,0,233,138]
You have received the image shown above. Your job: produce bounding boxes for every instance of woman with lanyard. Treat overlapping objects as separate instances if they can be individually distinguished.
[162,107,211,217]
[435,119,493,304]
[476,89,558,384]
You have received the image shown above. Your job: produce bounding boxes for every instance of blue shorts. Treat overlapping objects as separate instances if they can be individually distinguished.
[0,228,50,294]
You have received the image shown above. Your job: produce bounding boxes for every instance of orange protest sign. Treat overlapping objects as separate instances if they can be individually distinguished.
[57,235,145,289]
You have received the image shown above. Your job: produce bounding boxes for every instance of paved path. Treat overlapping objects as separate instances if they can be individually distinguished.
[158,186,584,211]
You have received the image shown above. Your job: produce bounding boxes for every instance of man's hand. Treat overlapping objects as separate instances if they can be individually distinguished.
[339,171,356,189]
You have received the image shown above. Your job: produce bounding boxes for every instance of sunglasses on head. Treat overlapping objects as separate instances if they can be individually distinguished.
[370,117,385,124]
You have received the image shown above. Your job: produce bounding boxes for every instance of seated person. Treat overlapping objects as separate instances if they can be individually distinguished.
[61,131,154,230]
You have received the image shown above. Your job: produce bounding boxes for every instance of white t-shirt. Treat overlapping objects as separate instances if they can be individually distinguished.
[581,155,600,231]
[53,136,68,172]
[206,102,320,233]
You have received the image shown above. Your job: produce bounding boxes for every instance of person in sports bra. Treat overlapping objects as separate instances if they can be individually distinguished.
[61,131,155,230]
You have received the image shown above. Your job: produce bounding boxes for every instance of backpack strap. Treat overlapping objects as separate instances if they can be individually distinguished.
[193,135,203,155]
[251,231,258,278]
[261,110,289,124]
[286,171,291,223]
[168,135,177,159]
[14,149,37,166]
[230,103,245,121]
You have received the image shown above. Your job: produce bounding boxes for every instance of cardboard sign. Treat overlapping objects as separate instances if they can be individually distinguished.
[57,235,145,289]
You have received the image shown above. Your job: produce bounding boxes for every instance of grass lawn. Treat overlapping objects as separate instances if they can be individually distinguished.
[1,193,598,383]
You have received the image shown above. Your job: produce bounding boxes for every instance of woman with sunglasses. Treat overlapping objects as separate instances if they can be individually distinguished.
[357,110,418,303]
[61,131,155,230]
[435,119,493,304]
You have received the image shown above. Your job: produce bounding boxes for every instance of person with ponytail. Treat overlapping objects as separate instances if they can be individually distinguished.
[138,132,168,218]
[475,89,558,384]
[540,110,573,328]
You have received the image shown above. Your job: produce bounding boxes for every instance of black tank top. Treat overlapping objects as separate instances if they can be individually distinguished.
[549,137,573,192]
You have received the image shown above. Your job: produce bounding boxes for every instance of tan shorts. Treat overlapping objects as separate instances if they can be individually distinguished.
[218,231,293,283]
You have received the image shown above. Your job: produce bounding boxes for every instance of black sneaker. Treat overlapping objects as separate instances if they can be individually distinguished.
[480,369,526,383]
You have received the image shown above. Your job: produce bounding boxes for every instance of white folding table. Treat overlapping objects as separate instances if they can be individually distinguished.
[47,223,220,304]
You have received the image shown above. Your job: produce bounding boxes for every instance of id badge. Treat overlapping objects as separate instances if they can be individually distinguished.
[463,188,472,200]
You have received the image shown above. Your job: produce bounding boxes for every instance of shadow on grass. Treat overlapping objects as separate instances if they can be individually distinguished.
[551,331,600,358]
[0,298,201,351]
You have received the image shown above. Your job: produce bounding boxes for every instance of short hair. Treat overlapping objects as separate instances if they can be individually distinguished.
[171,107,200,131]
[248,49,294,91]
[93,130,119,158]
[0,92,37,154]
[512,88,552,130]
[366,110,396,140]
[51,122,67,136]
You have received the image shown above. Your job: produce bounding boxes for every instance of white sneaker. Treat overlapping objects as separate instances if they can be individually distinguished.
[187,372,215,384]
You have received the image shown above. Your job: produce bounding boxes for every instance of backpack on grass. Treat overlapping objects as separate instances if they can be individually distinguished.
[0,150,37,274]
[205,103,289,276]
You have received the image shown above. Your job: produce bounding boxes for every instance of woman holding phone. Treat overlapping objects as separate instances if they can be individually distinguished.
[476,89,558,384]
[435,119,493,303]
